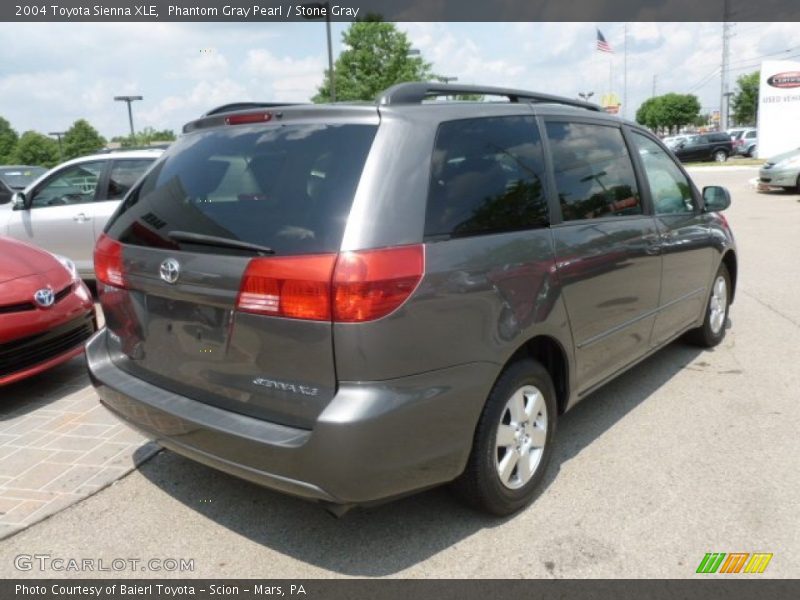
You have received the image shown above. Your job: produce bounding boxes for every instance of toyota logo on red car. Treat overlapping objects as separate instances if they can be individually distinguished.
[767,71,800,88]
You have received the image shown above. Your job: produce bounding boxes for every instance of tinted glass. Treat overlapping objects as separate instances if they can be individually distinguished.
[106,159,155,200]
[425,116,548,239]
[545,122,641,221]
[0,167,46,189]
[31,161,104,208]
[106,124,377,255]
[632,132,695,215]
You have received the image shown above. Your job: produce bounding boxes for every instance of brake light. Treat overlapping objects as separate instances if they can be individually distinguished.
[235,245,425,322]
[225,112,273,126]
[94,234,126,288]
[236,254,337,321]
[333,245,425,322]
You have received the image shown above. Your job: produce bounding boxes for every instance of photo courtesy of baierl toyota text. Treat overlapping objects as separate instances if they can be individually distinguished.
[0,1,798,598]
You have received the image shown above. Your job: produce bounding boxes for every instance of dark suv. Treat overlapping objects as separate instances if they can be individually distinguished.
[86,83,737,516]
[673,132,733,163]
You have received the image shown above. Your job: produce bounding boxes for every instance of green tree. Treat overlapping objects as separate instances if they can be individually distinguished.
[659,93,701,134]
[12,131,60,168]
[110,127,176,148]
[62,119,106,159]
[635,93,701,134]
[0,117,19,164]
[313,19,434,102]
[731,71,759,126]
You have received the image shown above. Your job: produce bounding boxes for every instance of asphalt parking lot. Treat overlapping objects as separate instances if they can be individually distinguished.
[0,167,798,578]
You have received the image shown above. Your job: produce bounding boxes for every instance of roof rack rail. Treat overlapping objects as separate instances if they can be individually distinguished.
[203,102,304,117]
[376,82,602,112]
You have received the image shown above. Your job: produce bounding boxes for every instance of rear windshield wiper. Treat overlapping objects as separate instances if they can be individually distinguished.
[167,231,275,255]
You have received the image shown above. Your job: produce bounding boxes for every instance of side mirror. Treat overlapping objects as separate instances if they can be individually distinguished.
[703,186,731,212]
[11,192,27,210]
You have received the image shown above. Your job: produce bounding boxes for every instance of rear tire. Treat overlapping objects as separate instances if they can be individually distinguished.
[451,359,557,516]
[714,150,728,163]
[686,263,731,348]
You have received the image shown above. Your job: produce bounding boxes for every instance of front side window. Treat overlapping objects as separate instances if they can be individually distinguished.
[107,159,155,200]
[30,161,104,208]
[631,131,695,215]
[545,121,641,221]
[425,116,548,239]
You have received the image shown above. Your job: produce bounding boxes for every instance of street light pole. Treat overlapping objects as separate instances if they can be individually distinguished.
[113,95,143,140]
[325,7,335,102]
[578,91,594,101]
[300,2,335,102]
[48,131,66,160]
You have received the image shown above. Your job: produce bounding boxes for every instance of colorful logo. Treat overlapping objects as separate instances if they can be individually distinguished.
[767,72,800,88]
[696,552,773,574]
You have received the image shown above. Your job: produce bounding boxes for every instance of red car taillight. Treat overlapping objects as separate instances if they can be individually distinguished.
[236,253,337,321]
[235,245,425,323]
[332,245,425,322]
[94,234,126,288]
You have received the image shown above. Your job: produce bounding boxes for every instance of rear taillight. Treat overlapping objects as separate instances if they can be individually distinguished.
[237,254,337,321]
[235,245,425,323]
[94,234,126,288]
[333,245,424,322]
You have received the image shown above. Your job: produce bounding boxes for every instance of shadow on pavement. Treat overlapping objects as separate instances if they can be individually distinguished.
[0,356,91,421]
[139,339,706,576]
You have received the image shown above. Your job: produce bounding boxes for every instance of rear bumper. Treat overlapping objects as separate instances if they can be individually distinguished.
[86,329,497,505]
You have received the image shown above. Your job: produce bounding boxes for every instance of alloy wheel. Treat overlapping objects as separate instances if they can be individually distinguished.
[709,275,727,334]
[495,385,548,490]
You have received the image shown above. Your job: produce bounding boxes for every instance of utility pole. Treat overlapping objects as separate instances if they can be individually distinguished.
[720,1,733,131]
[652,74,657,98]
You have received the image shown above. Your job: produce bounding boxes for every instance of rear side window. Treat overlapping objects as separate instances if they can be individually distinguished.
[106,159,154,201]
[106,124,377,255]
[425,116,548,239]
[545,121,641,221]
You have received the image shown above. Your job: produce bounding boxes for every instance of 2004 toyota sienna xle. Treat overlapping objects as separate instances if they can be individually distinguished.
[86,83,737,516]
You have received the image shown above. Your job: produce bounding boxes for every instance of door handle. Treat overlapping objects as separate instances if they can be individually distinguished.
[643,233,662,255]
[72,213,90,223]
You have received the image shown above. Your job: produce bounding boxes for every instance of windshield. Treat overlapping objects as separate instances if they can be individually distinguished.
[0,167,46,189]
[105,122,378,256]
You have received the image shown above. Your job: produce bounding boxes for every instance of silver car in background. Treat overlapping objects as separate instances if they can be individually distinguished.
[759,147,800,192]
[1,149,162,279]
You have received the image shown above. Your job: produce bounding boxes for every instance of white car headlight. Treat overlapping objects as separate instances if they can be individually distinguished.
[54,254,79,280]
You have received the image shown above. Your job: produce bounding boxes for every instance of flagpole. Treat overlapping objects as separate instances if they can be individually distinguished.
[623,23,628,119]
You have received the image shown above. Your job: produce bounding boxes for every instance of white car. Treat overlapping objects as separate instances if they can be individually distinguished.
[2,148,163,280]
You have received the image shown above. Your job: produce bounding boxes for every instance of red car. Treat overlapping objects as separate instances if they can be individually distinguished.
[0,236,96,386]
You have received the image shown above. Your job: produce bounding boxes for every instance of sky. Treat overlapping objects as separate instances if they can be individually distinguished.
[0,21,797,139]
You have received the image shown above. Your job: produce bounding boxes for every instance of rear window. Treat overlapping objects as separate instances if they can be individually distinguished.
[105,123,377,255]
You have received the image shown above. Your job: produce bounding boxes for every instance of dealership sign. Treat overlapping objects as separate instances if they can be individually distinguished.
[757,61,800,158]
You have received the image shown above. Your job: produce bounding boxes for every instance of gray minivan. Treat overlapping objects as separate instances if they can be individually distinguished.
[86,83,737,516]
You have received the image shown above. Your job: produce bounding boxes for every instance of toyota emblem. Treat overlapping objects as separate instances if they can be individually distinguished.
[33,287,55,308]
[159,258,181,284]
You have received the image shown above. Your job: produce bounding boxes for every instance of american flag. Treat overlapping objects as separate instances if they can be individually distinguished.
[596,29,613,53]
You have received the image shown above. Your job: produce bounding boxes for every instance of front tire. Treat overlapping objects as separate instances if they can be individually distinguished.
[451,359,557,516]
[687,263,731,347]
